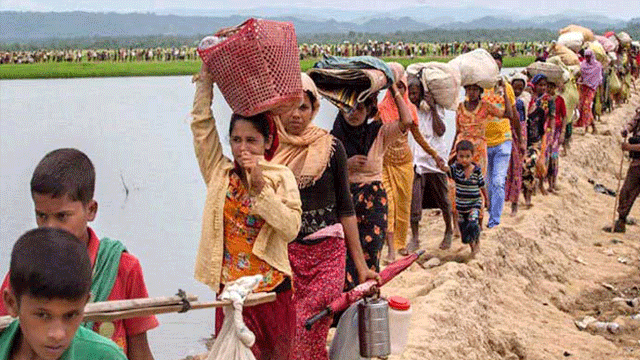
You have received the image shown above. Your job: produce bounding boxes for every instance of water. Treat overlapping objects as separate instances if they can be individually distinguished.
[0,68,521,359]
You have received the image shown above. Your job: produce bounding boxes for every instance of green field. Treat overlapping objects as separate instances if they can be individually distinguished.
[0,56,536,80]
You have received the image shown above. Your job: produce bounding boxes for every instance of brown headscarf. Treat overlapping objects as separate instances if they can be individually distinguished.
[272,73,335,188]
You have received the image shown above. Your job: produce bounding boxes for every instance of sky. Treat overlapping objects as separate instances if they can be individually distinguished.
[1,0,638,20]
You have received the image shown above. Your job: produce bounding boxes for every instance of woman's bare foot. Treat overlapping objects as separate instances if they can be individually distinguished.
[384,252,396,264]
[439,232,453,250]
[510,202,518,216]
[397,247,409,256]
[539,182,547,195]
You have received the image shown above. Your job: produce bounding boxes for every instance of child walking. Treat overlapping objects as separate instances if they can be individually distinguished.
[445,140,487,255]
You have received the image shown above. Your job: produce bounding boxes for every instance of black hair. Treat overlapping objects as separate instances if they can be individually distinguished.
[10,228,91,302]
[464,84,484,95]
[305,90,318,112]
[362,92,379,120]
[229,112,270,140]
[30,148,95,204]
[511,78,526,87]
[456,140,475,153]
[491,51,503,61]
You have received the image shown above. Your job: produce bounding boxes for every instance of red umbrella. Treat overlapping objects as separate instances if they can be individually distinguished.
[305,250,425,330]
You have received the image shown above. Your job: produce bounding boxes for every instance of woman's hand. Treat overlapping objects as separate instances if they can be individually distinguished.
[424,92,436,108]
[347,155,368,171]
[358,268,382,285]
[239,151,266,195]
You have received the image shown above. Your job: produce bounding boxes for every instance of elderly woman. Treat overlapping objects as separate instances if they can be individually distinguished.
[191,64,302,360]
[272,73,378,360]
[575,48,603,134]
[331,63,414,290]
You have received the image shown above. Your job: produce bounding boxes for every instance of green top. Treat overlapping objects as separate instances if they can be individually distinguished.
[0,320,127,360]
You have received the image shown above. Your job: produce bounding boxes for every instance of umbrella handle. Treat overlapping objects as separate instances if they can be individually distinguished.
[304,308,331,330]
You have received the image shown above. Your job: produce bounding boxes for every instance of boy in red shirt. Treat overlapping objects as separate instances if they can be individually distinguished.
[0,148,158,360]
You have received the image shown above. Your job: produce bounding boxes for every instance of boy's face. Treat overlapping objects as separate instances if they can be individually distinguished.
[3,289,88,360]
[457,150,474,168]
[32,193,97,246]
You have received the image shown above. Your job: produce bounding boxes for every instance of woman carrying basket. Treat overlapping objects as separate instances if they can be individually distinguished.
[272,73,379,360]
[331,62,415,291]
[191,64,301,360]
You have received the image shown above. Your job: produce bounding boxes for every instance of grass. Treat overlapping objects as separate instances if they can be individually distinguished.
[1,56,536,80]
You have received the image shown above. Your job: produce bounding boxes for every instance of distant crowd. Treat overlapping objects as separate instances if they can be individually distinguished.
[0,41,550,65]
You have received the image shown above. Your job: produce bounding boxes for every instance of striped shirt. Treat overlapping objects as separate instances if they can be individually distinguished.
[449,163,485,213]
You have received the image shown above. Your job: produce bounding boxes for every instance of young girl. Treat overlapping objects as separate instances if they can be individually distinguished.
[331,63,414,290]
[191,64,302,360]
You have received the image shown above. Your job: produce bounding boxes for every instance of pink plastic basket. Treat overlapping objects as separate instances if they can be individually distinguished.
[198,18,302,117]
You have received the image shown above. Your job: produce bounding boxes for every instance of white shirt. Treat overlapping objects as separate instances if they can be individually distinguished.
[409,105,456,174]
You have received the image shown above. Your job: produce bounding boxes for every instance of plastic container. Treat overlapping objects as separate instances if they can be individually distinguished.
[388,296,412,355]
[358,298,390,358]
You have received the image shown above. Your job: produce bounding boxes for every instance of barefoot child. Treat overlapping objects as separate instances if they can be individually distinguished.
[1,227,127,360]
[0,149,158,360]
[444,140,487,255]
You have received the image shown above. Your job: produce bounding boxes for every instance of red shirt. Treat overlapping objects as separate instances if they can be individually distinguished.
[0,227,159,354]
[555,95,567,128]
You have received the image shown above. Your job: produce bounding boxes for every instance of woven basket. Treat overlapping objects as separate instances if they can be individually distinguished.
[198,18,302,117]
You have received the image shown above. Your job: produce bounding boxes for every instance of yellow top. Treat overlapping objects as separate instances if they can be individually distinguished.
[483,81,516,148]
[191,74,302,293]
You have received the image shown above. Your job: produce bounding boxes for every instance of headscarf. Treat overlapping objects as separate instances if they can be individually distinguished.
[331,104,382,158]
[531,73,547,85]
[580,49,603,90]
[377,63,419,125]
[272,73,334,188]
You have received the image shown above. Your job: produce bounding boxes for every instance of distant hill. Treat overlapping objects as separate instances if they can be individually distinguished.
[0,11,635,43]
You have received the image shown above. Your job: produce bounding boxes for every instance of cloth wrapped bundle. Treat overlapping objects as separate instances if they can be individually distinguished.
[595,35,617,52]
[550,43,580,66]
[559,25,595,42]
[587,41,609,66]
[557,32,584,52]
[448,48,499,89]
[527,61,564,85]
[406,62,460,110]
[618,32,632,45]
[308,55,393,112]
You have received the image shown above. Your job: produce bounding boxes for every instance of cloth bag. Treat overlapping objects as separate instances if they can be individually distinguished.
[206,275,264,360]
[550,44,580,66]
[329,300,365,360]
[559,25,594,42]
[406,62,461,110]
[557,32,584,52]
[448,48,499,89]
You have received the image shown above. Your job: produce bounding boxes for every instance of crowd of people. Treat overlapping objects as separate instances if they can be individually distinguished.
[0,41,554,65]
[1,26,639,360]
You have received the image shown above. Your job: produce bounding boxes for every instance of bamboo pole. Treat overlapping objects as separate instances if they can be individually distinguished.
[0,292,275,331]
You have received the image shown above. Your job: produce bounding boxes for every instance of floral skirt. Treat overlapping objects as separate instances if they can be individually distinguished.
[345,181,387,291]
[576,85,596,127]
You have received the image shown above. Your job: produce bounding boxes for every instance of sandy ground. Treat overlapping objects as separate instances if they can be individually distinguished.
[380,78,640,360]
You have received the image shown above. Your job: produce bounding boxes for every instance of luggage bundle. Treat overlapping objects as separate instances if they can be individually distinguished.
[557,32,584,52]
[526,61,564,85]
[549,43,580,66]
[308,55,393,113]
[559,25,595,42]
[406,62,460,110]
[448,49,499,89]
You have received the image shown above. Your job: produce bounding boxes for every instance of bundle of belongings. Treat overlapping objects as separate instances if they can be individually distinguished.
[308,55,394,112]
[406,62,461,110]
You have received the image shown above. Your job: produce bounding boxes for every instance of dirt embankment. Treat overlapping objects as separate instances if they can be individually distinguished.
[383,79,640,360]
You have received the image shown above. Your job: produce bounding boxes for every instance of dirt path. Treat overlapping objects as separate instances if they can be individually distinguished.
[382,79,640,360]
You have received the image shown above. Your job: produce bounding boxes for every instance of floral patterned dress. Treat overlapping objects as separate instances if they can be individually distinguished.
[222,171,286,292]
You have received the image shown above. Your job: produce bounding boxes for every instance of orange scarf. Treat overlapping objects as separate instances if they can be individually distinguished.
[377,63,419,124]
[272,73,335,188]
